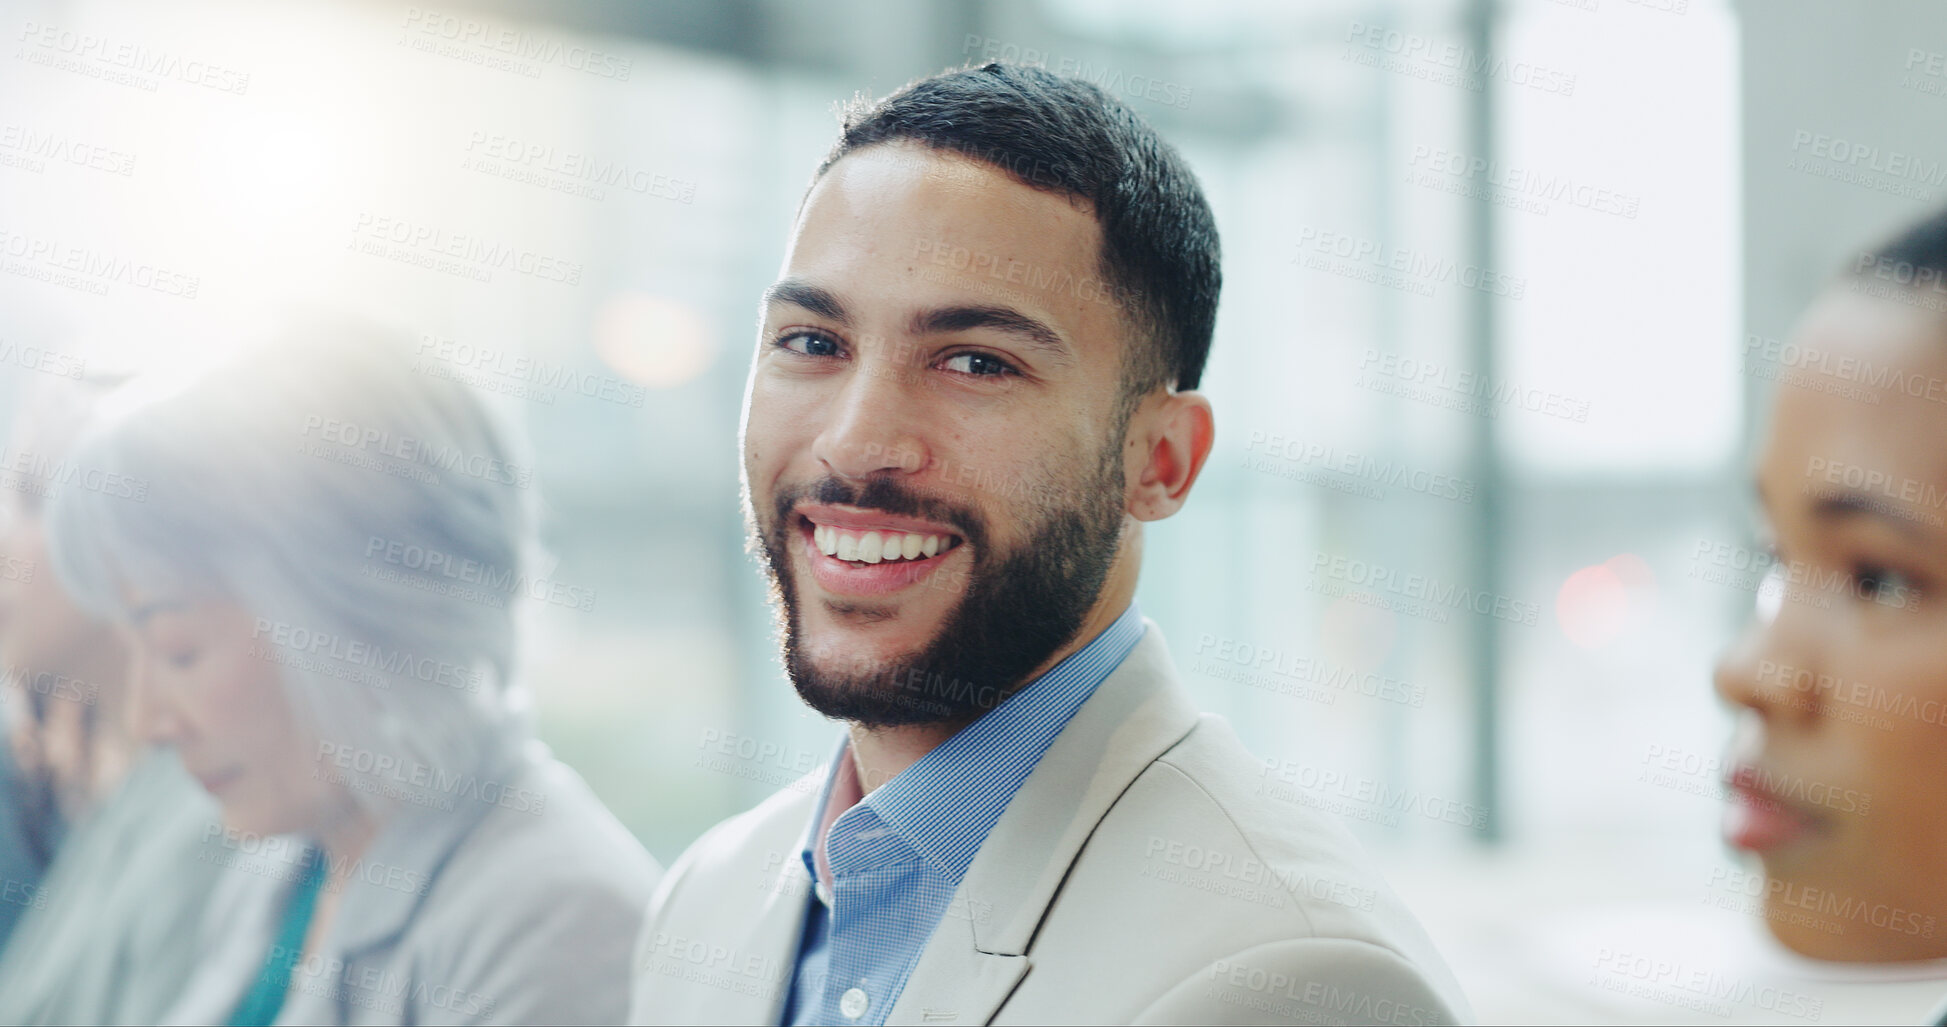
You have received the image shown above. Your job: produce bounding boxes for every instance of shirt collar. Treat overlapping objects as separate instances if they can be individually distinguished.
[798,602,1146,890]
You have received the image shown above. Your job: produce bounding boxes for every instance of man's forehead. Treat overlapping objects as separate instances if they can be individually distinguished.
[791,143,1101,266]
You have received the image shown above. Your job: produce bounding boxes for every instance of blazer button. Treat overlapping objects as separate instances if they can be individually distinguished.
[840,987,869,1019]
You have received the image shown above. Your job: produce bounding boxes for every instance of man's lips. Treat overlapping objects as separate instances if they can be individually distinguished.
[793,502,963,539]
[1724,763,1827,852]
[793,506,967,599]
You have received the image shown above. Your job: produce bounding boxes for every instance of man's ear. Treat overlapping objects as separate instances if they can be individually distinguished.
[1126,390,1215,522]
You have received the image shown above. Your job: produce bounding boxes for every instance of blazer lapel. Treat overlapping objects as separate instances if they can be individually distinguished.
[883,908,1030,1026]
[885,620,1199,1025]
[742,856,815,1026]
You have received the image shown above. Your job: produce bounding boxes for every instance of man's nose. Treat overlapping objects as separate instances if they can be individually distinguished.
[812,358,932,480]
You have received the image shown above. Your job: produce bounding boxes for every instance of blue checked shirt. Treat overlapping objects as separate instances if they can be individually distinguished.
[782,603,1146,1026]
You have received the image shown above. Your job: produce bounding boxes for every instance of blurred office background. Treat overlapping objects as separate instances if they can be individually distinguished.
[3,0,1946,1020]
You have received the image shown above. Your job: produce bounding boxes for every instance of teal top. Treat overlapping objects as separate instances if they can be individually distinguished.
[227,846,326,1027]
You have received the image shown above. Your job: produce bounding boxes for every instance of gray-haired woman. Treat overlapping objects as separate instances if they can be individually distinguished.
[44,316,659,1025]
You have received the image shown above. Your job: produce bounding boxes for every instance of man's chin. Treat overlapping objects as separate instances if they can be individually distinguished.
[797,578,950,640]
[797,615,943,680]
[788,655,967,728]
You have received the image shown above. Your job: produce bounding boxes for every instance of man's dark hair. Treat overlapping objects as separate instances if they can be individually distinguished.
[816,61,1221,414]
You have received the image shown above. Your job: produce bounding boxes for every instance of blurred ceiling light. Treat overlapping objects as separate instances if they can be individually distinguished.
[193,111,336,236]
[1555,553,1654,649]
[593,292,716,389]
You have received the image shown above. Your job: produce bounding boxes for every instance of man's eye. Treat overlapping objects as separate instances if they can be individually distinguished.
[162,649,200,671]
[941,352,1017,378]
[778,332,841,358]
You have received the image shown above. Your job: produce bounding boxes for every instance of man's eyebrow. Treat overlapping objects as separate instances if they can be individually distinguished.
[761,279,851,327]
[911,304,1075,364]
[1811,489,1931,540]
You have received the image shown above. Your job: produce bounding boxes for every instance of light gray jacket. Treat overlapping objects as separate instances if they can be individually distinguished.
[0,750,227,1025]
[167,740,660,1025]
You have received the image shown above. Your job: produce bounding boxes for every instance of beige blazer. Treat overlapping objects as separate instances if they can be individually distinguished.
[628,621,1472,1025]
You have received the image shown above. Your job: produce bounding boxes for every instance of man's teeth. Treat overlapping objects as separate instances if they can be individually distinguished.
[813,524,956,564]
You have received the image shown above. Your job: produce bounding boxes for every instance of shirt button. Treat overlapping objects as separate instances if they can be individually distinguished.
[814,881,834,906]
[840,987,869,1019]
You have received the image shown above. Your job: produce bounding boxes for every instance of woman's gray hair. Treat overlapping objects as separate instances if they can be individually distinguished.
[42,314,541,817]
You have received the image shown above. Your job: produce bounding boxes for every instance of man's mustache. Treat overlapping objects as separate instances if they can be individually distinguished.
[771,474,985,549]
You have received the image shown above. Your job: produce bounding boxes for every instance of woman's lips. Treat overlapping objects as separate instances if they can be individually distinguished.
[195,766,243,796]
[1724,766,1824,852]
[798,517,965,598]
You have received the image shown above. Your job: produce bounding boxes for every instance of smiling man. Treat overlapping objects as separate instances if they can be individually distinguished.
[629,63,1469,1026]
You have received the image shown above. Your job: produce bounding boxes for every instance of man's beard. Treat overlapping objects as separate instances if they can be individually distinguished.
[751,444,1126,729]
